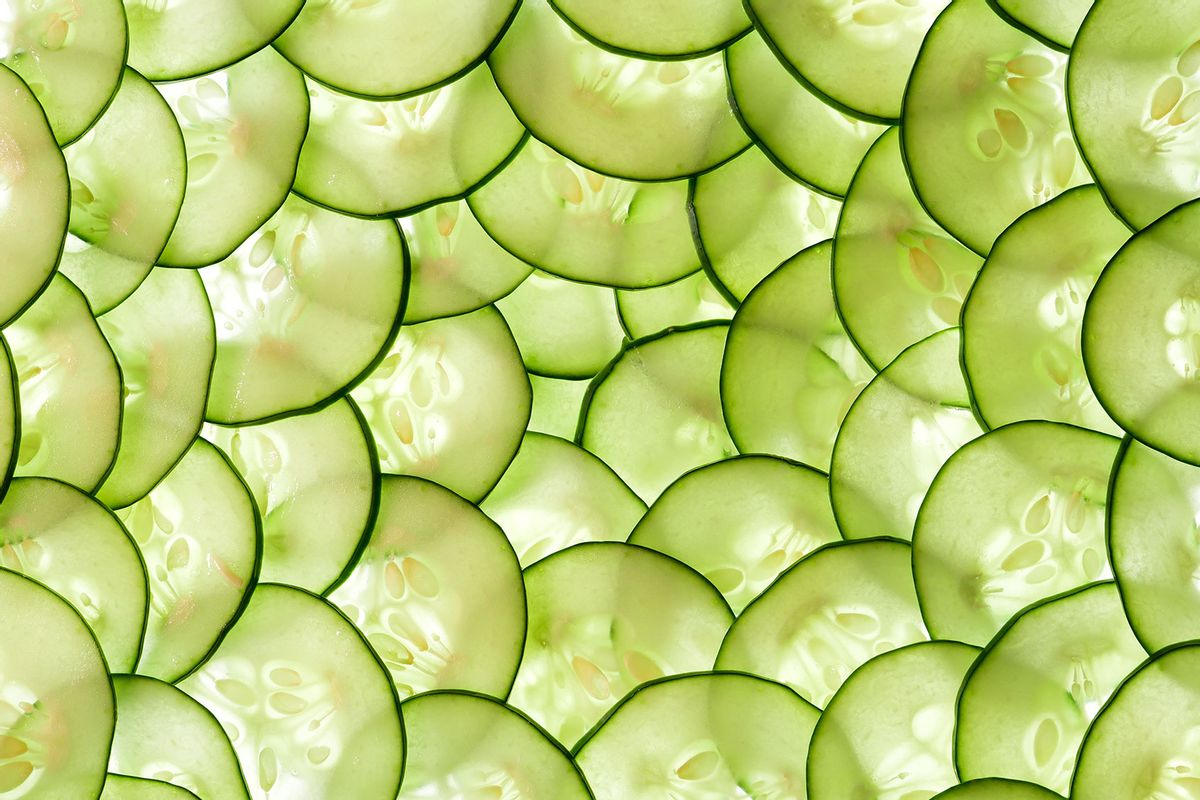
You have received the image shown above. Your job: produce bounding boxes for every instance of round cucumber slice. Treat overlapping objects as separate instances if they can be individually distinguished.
[720,240,875,471]
[179,584,404,800]
[934,779,1065,799]
[715,538,928,709]
[615,270,733,340]
[481,432,645,567]
[956,582,1145,795]
[351,306,531,502]
[549,0,748,59]
[574,672,818,800]
[0,568,114,800]
[201,193,407,425]
[507,542,733,746]
[328,476,526,701]
[578,322,735,502]
[962,185,1129,434]
[529,375,589,440]
[101,775,200,800]
[398,691,591,800]
[487,0,748,181]
[628,455,842,614]
[808,641,979,800]
[903,0,1087,255]
[991,0,1090,49]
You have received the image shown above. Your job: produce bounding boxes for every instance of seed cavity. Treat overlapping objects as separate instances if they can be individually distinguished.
[994,109,1029,151]
[624,650,663,683]
[675,749,721,781]
[258,747,278,792]
[268,692,308,715]
[976,129,1002,158]
[1032,717,1060,767]
[0,761,32,792]
[1151,76,1185,120]
[1024,494,1052,534]
[215,677,257,707]
[401,557,439,598]
[572,655,611,700]
[908,248,945,293]
[1002,540,1047,572]
[269,667,302,687]
[384,559,406,599]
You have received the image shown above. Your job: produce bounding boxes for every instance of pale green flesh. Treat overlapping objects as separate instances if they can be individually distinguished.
[935,779,1065,800]
[615,271,734,341]
[0,338,16,498]
[550,0,749,57]
[528,375,589,439]
[993,0,1092,48]
[101,775,201,800]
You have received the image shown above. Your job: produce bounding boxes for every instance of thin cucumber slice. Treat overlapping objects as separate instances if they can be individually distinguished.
[351,306,531,502]
[574,672,818,800]
[745,0,951,121]
[956,582,1145,795]
[273,0,518,99]
[508,542,733,746]
[481,432,646,567]
[0,65,67,327]
[831,328,984,541]
[615,271,733,340]
[124,0,304,81]
[398,691,591,800]
[809,641,979,800]
[179,584,404,800]
[110,674,250,800]
[1,0,126,144]
[400,200,532,325]
[328,476,526,700]
[991,0,1091,49]
[912,421,1118,646]
[692,145,841,302]
[715,538,928,709]
[549,0,748,58]
[834,127,984,369]
[8,274,121,492]
[204,397,376,594]
[201,193,407,424]
[97,268,216,510]
[487,0,748,181]
[468,138,698,289]
[0,568,114,800]
[529,375,589,439]
[102,775,200,800]
[117,438,259,683]
[720,240,875,470]
[726,31,887,197]
[60,69,187,314]
[934,780,1065,800]
[295,66,525,218]
[902,0,1087,255]
[1082,199,1200,464]
[578,322,735,502]
[0,338,16,501]
[0,478,147,673]
[157,48,309,268]
[962,185,1128,433]
[628,455,841,614]
[497,271,626,379]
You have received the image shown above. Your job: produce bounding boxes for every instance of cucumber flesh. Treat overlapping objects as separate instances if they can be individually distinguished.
[549,0,749,58]
[615,270,733,340]
[934,780,1065,800]
[991,0,1091,49]
[529,375,589,439]
[101,774,201,800]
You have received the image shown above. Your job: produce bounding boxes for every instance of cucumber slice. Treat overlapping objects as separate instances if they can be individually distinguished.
[956,582,1145,795]
[204,397,376,594]
[401,200,532,325]
[745,0,950,122]
[1082,199,1200,464]
[716,538,928,708]
[487,0,748,181]
[497,271,626,379]
[201,194,407,425]
[831,328,984,541]
[726,31,887,197]
[0,338,17,501]
[468,138,698,289]
[913,421,1118,646]
[834,127,983,369]
[294,66,525,219]
[9,274,121,493]
[903,0,1087,255]
[507,542,733,746]
[157,48,309,268]
[273,0,518,100]
[125,0,304,80]
[574,672,818,800]
[60,68,187,314]
[934,780,1065,800]
[97,268,216,509]
[578,322,735,502]
[0,65,67,327]
[327,476,526,700]
[720,240,875,471]
[0,568,114,800]
[178,584,404,800]
[351,306,530,502]
[529,375,589,439]
[0,477,147,673]
[117,438,259,683]
[549,0,748,58]
[962,185,1128,434]
[692,146,841,302]
[398,691,591,800]
[101,775,200,800]
[615,270,733,340]
[481,432,646,567]
[991,0,1090,49]
[110,674,250,800]
[628,455,841,614]
[808,641,979,800]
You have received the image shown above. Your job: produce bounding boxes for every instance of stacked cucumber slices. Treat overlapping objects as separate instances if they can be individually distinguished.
[3,0,1200,798]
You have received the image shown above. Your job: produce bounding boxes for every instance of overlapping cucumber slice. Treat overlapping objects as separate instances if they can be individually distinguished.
[549,0,749,58]
[101,775,200,800]
[991,0,1091,50]
[616,271,733,340]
